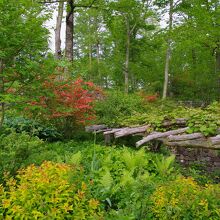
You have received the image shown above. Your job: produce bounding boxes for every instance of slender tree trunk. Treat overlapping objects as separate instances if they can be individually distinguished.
[96,41,100,81]
[163,44,171,99]
[55,1,64,59]
[65,0,74,62]
[94,15,101,83]
[88,16,92,75]
[124,17,130,94]
[124,35,130,94]
[89,45,92,73]
[162,0,173,99]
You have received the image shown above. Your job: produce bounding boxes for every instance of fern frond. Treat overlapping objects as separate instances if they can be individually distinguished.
[153,154,175,176]
[69,151,82,165]
[120,170,135,186]
[100,169,113,189]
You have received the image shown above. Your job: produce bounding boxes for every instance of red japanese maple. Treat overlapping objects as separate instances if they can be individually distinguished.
[32,77,102,125]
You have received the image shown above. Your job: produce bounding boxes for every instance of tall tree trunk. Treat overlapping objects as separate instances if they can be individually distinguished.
[89,45,92,73]
[65,0,74,62]
[162,43,171,99]
[124,35,130,94]
[94,15,101,83]
[162,0,173,99]
[55,1,64,59]
[124,17,130,94]
[96,41,100,81]
[88,16,92,76]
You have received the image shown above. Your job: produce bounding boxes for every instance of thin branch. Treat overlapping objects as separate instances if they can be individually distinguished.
[39,0,97,8]
[38,0,66,4]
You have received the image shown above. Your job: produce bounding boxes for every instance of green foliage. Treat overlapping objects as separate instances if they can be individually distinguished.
[153,154,175,177]
[111,101,220,136]
[0,133,219,219]
[0,161,103,219]
[95,91,146,126]
[187,111,220,136]
[150,176,220,219]
[5,117,61,141]
[0,131,44,181]
[116,99,183,127]
[0,0,54,127]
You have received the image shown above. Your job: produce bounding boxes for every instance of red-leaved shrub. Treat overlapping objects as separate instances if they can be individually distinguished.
[30,77,102,126]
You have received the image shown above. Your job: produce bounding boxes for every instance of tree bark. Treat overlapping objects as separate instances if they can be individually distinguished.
[89,45,92,72]
[124,16,130,94]
[210,135,220,145]
[96,41,100,78]
[167,133,204,142]
[165,138,220,150]
[55,1,64,59]
[162,0,173,99]
[114,125,150,138]
[136,127,188,147]
[94,16,101,81]
[65,0,74,61]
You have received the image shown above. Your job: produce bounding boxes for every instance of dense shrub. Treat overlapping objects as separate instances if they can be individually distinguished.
[95,91,146,126]
[0,132,44,181]
[0,161,103,219]
[28,77,102,138]
[5,117,61,141]
[0,137,219,219]
[150,176,220,219]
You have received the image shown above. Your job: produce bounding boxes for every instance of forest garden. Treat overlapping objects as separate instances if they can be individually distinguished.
[0,0,220,219]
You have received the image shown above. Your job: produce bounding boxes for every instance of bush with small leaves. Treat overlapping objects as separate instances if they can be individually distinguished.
[150,176,220,219]
[0,161,103,219]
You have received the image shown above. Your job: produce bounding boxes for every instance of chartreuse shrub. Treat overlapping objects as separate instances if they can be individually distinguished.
[0,161,103,219]
[150,176,220,220]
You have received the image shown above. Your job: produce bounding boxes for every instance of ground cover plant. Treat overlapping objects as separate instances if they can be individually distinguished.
[96,94,220,137]
[0,132,220,219]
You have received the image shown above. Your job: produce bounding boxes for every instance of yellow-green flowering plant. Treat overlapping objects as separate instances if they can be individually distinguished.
[150,176,220,220]
[0,161,103,219]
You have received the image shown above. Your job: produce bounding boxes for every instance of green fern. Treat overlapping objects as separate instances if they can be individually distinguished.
[100,169,113,189]
[69,151,82,166]
[134,148,148,169]
[122,148,148,173]
[122,149,136,171]
[138,171,150,183]
[102,155,113,167]
[120,170,135,186]
[153,154,175,176]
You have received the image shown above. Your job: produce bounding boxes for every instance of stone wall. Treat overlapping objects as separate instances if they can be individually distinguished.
[171,147,220,171]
